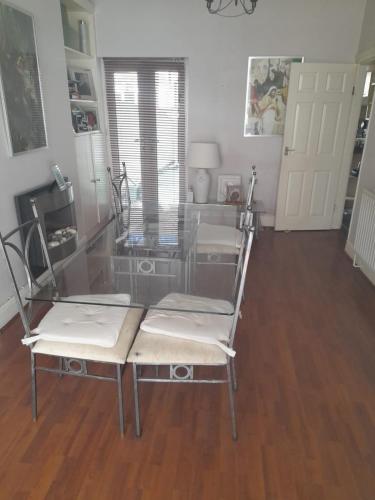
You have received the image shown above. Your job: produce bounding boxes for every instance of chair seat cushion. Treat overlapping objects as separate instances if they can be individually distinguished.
[32,308,143,364]
[197,223,242,249]
[137,293,235,358]
[195,243,240,255]
[127,329,228,366]
[27,294,130,348]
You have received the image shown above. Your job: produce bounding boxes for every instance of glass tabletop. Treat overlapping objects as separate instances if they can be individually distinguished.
[28,202,242,315]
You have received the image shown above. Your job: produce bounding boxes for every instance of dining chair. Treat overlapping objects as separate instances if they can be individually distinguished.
[195,165,257,257]
[107,161,131,216]
[128,214,255,440]
[0,216,143,435]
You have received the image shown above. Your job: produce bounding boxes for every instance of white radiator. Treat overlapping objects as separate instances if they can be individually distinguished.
[354,189,375,274]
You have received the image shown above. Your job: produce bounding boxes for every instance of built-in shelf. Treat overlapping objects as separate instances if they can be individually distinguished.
[70,99,97,104]
[73,130,100,137]
[64,45,92,59]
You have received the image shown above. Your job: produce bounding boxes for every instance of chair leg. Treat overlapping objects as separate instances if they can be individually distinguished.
[132,363,141,437]
[230,357,238,392]
[58,357,64,378]
[31,351,37,422]
[116,364,125,436]
[226,362,238,441]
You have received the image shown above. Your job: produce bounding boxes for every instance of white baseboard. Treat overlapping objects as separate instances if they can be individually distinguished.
[260,213,275,227]
[0,287,27,331]
[345,239,375,286]
[345,239,355,259]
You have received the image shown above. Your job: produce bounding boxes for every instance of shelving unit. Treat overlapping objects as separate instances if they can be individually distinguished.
[60,0,101,135]
[59,0,110,237]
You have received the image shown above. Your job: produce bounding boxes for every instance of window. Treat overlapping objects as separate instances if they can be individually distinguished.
[104,58,186,210]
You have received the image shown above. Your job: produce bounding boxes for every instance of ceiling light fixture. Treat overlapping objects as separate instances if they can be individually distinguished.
[206,0,259,17]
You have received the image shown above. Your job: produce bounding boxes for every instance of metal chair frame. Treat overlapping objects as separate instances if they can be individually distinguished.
[0,213,128,435]
[107,161,131,216]
[131,212,255,440]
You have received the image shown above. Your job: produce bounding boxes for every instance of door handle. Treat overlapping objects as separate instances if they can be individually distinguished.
[91,178,101,183]
[284,146,296,156]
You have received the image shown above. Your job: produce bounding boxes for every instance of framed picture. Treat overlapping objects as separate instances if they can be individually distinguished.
[68,67,96,101]
[0,1,47,155]
[217,175,242,203]
[244,56,304,137]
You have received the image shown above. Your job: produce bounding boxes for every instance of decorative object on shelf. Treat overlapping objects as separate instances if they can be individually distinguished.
[70,103,98,134]
[50,164,67,191]
[0,1,47,155]
[186,188,194,203]
[226,183,242,204]
[68,78,80,100]
[244,56,303,137]
[71,104,88,133]
[188,142,220,204]
[217,175,242,203]
[68,66,96,100]
[205,0,258,17]
[78,19,89,54]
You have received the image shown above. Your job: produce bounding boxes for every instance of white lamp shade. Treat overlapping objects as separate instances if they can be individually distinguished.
[188,142,220,169]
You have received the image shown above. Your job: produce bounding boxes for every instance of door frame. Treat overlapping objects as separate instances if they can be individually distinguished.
[331,65,367,228]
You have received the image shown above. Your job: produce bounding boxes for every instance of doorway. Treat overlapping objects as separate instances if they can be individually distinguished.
[341,66,375,233]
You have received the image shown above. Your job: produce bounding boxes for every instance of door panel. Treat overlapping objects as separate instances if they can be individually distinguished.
[275,63,356,230]
[75,134,98,235]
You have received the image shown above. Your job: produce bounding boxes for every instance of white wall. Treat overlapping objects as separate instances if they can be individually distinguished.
[358,0,375,57]
[94,0,366,215]
[0,0,81,326]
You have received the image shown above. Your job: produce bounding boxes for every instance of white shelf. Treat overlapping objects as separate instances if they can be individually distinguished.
[73,130,100,137]
[70,99,97,104]
[65,45,93,60]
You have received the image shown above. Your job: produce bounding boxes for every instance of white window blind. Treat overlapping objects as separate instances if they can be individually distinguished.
[103,58,186,214]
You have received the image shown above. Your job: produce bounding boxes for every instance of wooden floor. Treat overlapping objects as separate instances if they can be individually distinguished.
[0,230,374,500]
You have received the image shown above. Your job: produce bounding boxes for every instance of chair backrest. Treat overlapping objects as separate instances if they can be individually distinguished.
[107,161,131,215]
[0,215,56,339]
[246,165,257,210]
[229,213,255,348]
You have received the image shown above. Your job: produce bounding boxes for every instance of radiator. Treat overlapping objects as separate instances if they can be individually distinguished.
[354,189,375,273]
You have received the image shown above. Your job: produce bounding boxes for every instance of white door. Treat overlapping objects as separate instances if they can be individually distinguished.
[275,63,356,230]
[90,132,110,223]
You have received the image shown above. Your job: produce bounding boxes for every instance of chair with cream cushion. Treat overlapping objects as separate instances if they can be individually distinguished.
[195,165,256,257]
[128,217,255,440]
[0,218,142,435]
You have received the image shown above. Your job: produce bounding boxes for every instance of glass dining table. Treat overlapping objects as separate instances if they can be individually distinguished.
[28,202,243,316]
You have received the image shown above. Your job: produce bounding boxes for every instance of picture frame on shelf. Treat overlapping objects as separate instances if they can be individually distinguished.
[226,183,243,204]
[0,1,47,155]
[68,66,96,101]
[217,175,242,203]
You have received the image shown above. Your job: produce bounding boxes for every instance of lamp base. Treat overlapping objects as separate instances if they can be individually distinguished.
[193,168,210,203]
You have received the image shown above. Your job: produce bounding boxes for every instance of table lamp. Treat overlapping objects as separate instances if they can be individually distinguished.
[188,142,220,203]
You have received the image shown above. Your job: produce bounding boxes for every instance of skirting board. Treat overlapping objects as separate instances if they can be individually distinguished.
[0,288,27,331]
[260,213,275,227]
[345,239,375,286]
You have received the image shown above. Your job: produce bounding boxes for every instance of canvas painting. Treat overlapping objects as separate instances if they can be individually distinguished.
[0,2,47,155]
[244,57,303,137]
